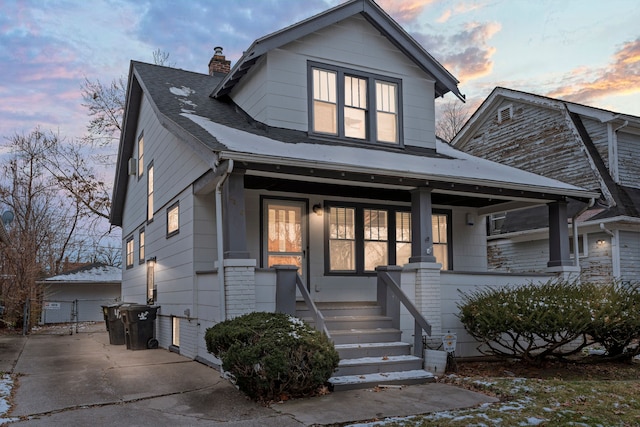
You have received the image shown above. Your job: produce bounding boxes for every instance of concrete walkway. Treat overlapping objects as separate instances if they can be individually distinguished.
[1,324,497,426]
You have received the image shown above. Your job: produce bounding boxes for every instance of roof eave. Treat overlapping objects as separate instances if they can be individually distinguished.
[219,150,598,203]
[211,0,463,101]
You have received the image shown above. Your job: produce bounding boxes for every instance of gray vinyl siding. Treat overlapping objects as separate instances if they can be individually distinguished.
[581,116,609,170]
[617,131,640,189]
[460,100,601,191]
[619,230,640,282]
[231,14,437,150]
[193,193,217,272]
[120,93,210,305]
[449,210,487,271]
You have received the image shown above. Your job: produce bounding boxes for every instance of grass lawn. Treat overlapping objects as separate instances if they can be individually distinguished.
[354,359,640,426]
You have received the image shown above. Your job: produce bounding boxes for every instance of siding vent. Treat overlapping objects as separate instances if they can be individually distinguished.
[128,158,137,176]
[497,105,513,123]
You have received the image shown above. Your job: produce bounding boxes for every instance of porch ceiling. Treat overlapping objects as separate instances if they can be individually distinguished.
[243,164,563,210]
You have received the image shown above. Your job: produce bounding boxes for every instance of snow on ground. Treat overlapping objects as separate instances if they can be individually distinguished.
[0,374,18,424]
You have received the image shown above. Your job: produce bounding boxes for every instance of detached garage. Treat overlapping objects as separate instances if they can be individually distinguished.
[38,263,122,324]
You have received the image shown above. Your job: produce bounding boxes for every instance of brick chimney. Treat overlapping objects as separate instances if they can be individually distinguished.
[208,46,231,75]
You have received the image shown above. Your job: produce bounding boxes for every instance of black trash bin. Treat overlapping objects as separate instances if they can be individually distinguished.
[120,304,159,350]
[102,304,125,345]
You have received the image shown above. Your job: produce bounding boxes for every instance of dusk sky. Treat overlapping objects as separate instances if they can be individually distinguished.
[2,0,639,142]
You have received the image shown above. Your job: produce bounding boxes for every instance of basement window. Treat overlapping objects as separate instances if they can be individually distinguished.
[497,105,513,123]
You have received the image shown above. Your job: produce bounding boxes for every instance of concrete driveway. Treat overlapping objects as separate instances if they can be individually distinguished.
[1,324,497,426]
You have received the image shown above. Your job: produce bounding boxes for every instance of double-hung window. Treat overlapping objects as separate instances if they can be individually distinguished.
[326,203,450,274]
[126,236,134,269]
[147,163,154,222]
[310,63,401,145]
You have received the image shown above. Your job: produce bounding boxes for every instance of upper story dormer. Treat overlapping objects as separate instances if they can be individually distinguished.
[211,0,464,151]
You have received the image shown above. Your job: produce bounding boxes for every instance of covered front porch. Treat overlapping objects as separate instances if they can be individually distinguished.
[189,155,594,371]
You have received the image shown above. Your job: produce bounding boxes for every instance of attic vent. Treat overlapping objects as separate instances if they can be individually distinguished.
[497,105,513,123]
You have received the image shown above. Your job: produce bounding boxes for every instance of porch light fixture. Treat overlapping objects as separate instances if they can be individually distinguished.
[312,203,323,216]
[147,256,157,266]
[596,239,606,246]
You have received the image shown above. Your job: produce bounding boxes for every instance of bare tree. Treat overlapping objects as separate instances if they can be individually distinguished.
[152,48,176,67]
[80,77,126,152]
[0,129,91,328]
[436,99,470,143]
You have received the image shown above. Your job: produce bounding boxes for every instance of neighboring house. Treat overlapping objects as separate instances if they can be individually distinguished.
[452,87,640,284]
[110,0,596,386]
[38,263,121,324]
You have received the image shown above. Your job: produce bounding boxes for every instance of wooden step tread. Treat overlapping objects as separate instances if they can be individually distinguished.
[329,369,434,386]
[334,341,409,349]
[330,328,399,334]
[338,355,421,366]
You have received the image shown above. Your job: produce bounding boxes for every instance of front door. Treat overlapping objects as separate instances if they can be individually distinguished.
[263,199,307,279]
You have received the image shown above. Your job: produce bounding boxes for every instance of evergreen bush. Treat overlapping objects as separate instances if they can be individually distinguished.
[205,311,339,401]
[585,282,640,358]
[458,279,592,363]
[458,279,640,363]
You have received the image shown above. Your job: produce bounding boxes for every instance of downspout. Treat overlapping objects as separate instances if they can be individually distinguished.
[599,222,620,279]
[572,198,595,268]
[215,159,234,322]
[609,119,628,183]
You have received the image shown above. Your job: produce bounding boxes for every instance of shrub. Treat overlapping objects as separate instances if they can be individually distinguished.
[585,282,640,358]
[458,279,640,363]
[458,279,594,363]
[205,312,339,401]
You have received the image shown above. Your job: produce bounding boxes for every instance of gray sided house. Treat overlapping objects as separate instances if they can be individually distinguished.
[110,0,596,387]
[453,87,640,284]
[38,263,122,324]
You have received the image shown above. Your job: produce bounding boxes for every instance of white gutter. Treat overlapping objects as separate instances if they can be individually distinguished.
[215,159,234,322]
[572,198,595,268]
[599,223,620,279]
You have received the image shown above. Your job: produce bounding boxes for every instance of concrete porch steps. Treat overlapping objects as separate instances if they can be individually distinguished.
[296,301,433,391]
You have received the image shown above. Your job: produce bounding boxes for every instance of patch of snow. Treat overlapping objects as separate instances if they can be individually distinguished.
[329,369,433,385]
[183,113,592,195]
[339,355,420,365]
[44,265,121,282]
[521,416,547,426]
[334,342,408,349]
[169,86,194,97]
[0,374,18,424]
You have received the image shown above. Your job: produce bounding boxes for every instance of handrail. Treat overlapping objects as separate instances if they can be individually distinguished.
[378,270,432,357]
[295,273,330,338]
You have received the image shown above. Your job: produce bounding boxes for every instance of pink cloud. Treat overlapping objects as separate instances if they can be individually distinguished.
[437,2,485,23]
[376,0,436,23]
[546,38,640,104]
[441,22,501,81]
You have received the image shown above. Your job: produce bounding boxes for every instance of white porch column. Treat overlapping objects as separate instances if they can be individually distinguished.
[223,258,257,319]
[406,262,442,338]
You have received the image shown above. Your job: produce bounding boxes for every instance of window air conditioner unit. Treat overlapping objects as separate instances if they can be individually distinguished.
[128,158,137,176]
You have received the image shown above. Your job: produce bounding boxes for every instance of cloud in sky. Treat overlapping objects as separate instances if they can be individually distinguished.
[546,38,640,106]
[376,0,435,24]
[0,0,639,142]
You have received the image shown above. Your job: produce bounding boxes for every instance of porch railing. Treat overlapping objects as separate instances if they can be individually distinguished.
[274,265,329,338]
[376,266,432,357]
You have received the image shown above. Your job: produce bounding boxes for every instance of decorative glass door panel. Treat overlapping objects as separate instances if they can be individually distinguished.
[265,200,306,276]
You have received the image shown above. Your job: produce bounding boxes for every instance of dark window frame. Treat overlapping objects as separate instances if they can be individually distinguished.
[166,201,180,238]
[307,61,403,147]
[147,161,154,224]
[125,235,134,269]
[138,228,145,265]
[137,132,144,180]
[323,201,451,275]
